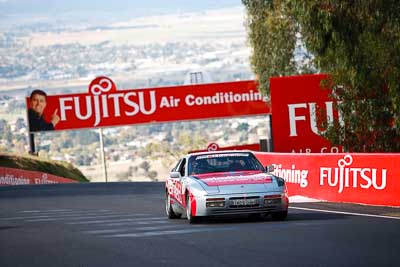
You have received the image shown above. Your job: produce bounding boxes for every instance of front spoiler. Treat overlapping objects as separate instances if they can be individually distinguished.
[169,192,288,217]
[202,204,288,217]
[195,192,288,217]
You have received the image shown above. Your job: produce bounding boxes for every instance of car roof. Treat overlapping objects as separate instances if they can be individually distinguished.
[187,150,255,157]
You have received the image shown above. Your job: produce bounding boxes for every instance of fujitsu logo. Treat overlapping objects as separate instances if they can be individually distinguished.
[288,101,344,137]
[320,155,387,193]
[58,77,156,127]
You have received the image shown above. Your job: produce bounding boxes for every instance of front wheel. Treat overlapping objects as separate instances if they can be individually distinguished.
[166,193,181,219]
[186,194,199,224]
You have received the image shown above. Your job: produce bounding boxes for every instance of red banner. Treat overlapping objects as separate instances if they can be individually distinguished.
[255,152,400,207]
[0,167,78,186]
[270,74,342,153]
[26,77,271,132]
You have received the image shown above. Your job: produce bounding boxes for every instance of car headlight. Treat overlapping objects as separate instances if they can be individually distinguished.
[264,194,283,205]
[206,198,225,208]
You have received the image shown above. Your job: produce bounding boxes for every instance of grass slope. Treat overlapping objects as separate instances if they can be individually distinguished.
[0,153,89,182]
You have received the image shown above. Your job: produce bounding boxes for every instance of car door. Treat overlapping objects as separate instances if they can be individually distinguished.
[175,158,187,207]
[168,158,186,207]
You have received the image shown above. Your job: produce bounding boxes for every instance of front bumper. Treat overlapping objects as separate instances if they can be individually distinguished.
[195,192,289,217]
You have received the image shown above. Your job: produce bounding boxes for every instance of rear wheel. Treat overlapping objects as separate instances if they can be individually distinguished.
[166,192,181,219]
[271,210,288,221]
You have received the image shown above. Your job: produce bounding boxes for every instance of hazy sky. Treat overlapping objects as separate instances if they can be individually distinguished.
[0,0,243,14]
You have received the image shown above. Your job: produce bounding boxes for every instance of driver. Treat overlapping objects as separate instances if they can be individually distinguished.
[191,159,210,174]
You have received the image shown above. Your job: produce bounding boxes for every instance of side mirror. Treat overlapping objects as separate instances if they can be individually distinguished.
[265,165,275,173]
[170,171,181,178]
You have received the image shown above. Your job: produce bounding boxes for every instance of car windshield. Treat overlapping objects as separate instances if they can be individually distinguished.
[188,152,264,175]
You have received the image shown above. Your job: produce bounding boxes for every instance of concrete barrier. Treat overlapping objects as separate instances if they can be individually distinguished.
[255,152,400,207]
[0,167,78,186]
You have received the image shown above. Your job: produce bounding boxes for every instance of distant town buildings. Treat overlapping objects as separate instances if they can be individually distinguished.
[0,12,262,181]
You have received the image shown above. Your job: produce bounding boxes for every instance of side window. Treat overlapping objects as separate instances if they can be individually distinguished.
[251,154,265,171]
[178,158,186,177]
[171,159,182,172]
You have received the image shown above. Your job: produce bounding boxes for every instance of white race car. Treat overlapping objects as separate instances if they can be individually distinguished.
[165,151,288,223]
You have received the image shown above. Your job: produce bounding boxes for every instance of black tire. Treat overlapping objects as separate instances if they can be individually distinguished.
[271,210,288,221]
[166,192,181,219]
[186,194,199,224]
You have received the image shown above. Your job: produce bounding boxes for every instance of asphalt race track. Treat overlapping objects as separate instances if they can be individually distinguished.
[1,182,400,267]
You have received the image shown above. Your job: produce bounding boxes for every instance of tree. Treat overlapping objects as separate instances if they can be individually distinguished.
[147,171,158,181]
[77,130,99,146]
[142,131,208,168]
[242,0,298,95]
[139,161,150,173]
[243,0,400,152]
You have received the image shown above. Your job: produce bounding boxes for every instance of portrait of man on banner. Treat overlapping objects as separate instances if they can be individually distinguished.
[27,89,60,132]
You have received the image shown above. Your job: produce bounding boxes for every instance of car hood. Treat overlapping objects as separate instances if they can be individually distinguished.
[192,171,278,194]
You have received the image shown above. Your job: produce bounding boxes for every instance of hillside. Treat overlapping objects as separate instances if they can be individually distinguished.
[0,153,89,182]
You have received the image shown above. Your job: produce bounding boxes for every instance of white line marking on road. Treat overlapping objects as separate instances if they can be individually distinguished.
[25,213,148,222]
[67,217,165,225]
[290,207,400,220]
[19,209,110,214]
[103,227,234,238]
[132,220,169,225]
[4,212,118,221]
[1,211,149,222]
[103,219,169,227]
[83,225,179,235]
[1,210,113,220]
[135,225,190,231]
[20,209,73,213]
